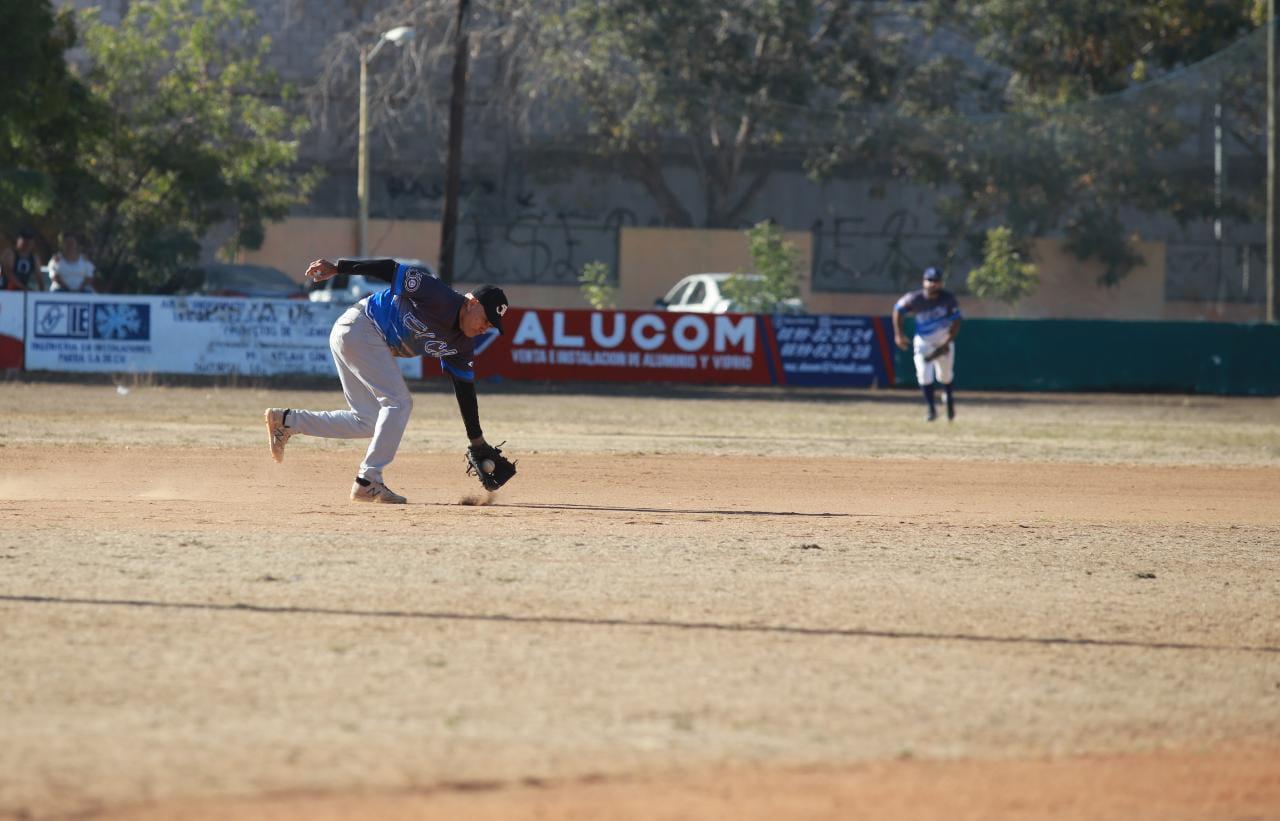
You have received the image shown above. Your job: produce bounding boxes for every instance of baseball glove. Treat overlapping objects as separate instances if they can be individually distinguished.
[466,441,517,492]
[923,343,951,362]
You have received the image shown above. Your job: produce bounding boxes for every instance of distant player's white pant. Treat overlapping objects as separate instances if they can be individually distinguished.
[285,301,412,484]
[913,330,955,385]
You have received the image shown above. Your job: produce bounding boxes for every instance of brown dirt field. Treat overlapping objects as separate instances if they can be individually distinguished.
[0,381,1278,820]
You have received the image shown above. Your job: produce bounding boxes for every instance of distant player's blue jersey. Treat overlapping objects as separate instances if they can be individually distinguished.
[364,264,476,381]
[895,289,962,338]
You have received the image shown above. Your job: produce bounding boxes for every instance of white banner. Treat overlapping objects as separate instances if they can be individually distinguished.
[23,294,423,379]
[0,291,24,369]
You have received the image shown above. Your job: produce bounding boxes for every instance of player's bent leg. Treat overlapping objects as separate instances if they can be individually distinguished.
[359,392,413,485]
[942,381,956,421]
[933,347,956,421]
[329,306,384,432]
[264,408,293,463]
[273,307,383,442]
[934,345,955,384]
[921,383,938,421]
[350,477,407,504]
[912,351,929,387]
[330,322,414,488]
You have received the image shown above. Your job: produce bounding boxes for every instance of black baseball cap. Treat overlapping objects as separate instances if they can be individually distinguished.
[473,284,509,333]
[17,228,35,240]
[923,267,942,281]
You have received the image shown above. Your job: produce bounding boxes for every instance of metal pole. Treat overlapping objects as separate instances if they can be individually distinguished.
[1214,102,1223,244]
[358,46,370,257]
[1269,0,1278,321]
[1215,100,1226,298]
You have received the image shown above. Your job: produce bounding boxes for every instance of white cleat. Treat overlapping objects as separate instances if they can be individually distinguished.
[264,408,292,463]
[351,478,407,504]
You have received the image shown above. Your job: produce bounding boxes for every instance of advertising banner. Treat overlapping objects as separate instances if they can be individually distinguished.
[770,314,896,387]
[23,294,422,379]
[0,292,23,369]
[470,308,895,388]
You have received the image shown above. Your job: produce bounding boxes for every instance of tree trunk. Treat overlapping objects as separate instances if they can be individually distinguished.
[625,154,694,227]
[722,167,772,228]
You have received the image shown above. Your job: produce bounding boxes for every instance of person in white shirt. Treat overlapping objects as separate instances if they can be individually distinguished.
[48,232,97,292]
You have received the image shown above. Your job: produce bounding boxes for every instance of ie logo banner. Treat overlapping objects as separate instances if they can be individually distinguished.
[34,301,151,341]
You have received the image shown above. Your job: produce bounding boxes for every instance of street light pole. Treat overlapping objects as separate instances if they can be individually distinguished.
[357,26,414,258]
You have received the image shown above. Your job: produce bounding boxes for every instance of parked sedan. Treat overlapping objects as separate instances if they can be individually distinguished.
[180,263,308,299]
[655,273,804,314]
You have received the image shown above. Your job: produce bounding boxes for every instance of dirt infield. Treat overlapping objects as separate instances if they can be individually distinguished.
[1,381,1278,819]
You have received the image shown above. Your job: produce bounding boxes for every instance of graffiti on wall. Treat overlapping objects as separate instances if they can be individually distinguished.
[385,176,499,203]
[1165,242,1266,303]
[810,212,961,294]
[455,208,637,285]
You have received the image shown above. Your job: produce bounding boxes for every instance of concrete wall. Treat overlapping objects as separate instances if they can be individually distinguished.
[242,217,1268,322]
[246,216,440,279]
[617,228,814,310]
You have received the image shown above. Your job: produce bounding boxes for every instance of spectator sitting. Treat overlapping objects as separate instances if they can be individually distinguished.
[48,231,97,292]
[0,262,21,291]
[0,228,47,291]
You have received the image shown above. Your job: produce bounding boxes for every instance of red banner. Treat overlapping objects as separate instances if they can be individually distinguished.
[0,292,23,370]
[473,308,775,385]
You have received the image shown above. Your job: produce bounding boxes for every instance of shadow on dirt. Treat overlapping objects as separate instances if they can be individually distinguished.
[3,594,1276,655]
[448,501,857,517]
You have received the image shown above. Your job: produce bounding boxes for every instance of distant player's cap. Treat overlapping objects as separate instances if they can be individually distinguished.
[473,284,509,334]
[16,227,35,240]
[922,267,942,281]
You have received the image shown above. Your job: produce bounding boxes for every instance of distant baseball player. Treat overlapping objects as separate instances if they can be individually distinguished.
[893,266,962,421]
[264,258,516,503]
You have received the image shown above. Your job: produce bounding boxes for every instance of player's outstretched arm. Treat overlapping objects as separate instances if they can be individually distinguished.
[337,258,398,282]
[450,374,517,491]
[304,259,338,283]
[450,374,484,443]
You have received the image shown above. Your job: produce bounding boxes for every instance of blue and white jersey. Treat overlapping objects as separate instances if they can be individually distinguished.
[895,288,962,339]
[363,263,476,381]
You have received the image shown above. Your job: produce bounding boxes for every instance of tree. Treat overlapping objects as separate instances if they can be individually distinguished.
[577,260,617,309]
[899,0,1262,284]
[65,0,318,292]
[539,0,911,228]
[967,226,1038,303]
[306,0,543,178]
[721,220,802,312]
[0,1,96,233]
[937,0,1258,101]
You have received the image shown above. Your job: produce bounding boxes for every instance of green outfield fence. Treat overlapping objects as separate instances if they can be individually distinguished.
[895,319,1280,396]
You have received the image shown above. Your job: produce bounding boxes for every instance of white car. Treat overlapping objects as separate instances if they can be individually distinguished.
[656,273,804,314]
[308,258,436,304]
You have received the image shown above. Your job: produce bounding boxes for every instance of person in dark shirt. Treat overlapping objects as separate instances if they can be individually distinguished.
[893,267,962,421]
[264,257,509,504]
[0,266,21,291]
[0,229,47,291]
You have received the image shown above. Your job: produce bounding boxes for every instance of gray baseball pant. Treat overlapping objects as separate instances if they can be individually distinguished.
[284,300,412,484]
